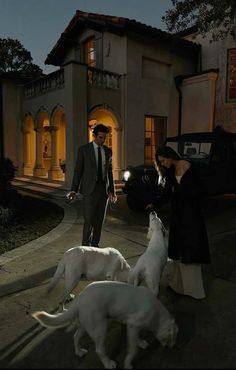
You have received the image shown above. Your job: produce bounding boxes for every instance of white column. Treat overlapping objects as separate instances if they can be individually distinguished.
[48,126,63,180]
[23,130,33,175]
[33,128,46,177]
[114,127,122,180]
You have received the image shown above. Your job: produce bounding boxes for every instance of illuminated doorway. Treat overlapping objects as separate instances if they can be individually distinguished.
[88,108,122,180]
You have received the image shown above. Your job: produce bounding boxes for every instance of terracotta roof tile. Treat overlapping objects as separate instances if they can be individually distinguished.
[45,9,199,66]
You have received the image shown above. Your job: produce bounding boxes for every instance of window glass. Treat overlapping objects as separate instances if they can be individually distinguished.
[84,38,96,67]
[183,142,212,159]
[144,116,167,165]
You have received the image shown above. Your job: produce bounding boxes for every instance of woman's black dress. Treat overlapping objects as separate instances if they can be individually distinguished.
[168,165,211,264]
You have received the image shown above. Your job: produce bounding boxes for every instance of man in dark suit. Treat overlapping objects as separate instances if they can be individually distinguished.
[67,124,117,247]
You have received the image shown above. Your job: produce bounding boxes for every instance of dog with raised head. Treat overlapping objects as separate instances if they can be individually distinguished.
[47,246,131,309]
[129,211,168,296]
[32,281,178,369]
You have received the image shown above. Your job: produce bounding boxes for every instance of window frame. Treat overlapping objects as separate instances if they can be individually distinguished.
[84,37,96,67]
[144,115,167,165]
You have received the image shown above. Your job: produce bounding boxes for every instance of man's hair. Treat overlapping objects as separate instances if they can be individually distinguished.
[92,124,110,135]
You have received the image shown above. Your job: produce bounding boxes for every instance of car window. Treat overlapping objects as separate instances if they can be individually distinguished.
[183,141,212,160]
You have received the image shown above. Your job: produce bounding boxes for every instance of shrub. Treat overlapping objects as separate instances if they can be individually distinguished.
[0,157,16,187]
[0,157,18,208]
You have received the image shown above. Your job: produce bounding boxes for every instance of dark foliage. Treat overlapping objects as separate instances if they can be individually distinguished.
[0,37,43,77]
[0,195,64,255]
[162,0,236,41]
[0,157,18,207]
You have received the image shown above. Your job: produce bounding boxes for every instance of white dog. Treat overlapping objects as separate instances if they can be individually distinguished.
[47,246,131,308]
[129,211,168,296]
[32,281,178,369]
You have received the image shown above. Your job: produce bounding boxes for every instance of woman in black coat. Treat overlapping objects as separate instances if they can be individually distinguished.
[148,146,211,299]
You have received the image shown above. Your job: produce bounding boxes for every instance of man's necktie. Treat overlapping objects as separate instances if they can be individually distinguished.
[97,146,103,181]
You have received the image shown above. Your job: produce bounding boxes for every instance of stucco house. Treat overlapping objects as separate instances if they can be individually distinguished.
[182,27,236,133]
[1,10,234,197]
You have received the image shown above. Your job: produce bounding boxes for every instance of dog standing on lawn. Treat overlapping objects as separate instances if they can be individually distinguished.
[32,281,178,369]
[47,246,131,309]
[129,211,168,296]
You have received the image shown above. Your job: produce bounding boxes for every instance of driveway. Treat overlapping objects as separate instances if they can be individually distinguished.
[0,194,236,368]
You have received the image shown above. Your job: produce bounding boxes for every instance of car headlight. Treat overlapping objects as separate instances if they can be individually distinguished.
[123,170,131,181]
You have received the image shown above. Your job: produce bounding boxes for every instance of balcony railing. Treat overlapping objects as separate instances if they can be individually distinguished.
[24,69,65,98]
[88,67,121,90]
[24,66,120,99]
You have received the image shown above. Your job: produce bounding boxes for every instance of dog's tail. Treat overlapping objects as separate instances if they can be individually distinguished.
[47,257,65,293]
[32,301,78,329]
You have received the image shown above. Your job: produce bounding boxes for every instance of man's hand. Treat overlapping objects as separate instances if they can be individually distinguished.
[108,193,117,204]
[66,191,76,203]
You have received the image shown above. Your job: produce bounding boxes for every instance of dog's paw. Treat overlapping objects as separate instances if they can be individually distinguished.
[75,348,88,357]
[138,339,148,349]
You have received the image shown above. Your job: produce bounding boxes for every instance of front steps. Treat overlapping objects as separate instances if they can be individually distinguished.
[12,177,67,199]
[12,176,124,200]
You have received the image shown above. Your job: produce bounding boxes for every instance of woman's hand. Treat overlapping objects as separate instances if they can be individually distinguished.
[145,203,154,210]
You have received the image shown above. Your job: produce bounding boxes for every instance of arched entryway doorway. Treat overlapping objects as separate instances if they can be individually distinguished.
[33,109,49,177]
[49,105,66,180]
[22,114,36,175]
[89,107,122,181]
[32,107,65,180]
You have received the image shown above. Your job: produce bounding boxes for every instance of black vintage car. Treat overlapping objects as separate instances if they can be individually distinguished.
[122,127,236,212]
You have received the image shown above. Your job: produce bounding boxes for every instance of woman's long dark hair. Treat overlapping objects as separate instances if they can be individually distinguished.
[155,146,181,161]
[155,146,180,187]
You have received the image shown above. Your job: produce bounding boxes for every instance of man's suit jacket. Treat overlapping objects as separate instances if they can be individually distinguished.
[71,142,115,196]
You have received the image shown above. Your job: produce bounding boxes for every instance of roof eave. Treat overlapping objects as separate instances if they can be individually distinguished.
[45,11,200,66]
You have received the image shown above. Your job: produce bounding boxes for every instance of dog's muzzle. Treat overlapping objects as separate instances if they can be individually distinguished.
[149,211,157,220]
[149,211,167,238]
